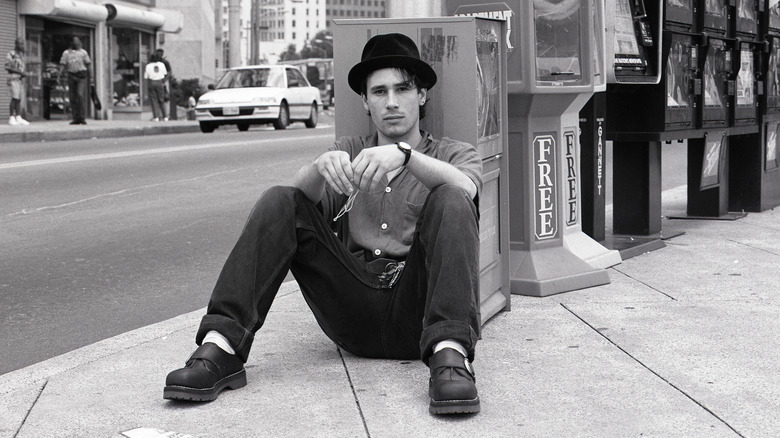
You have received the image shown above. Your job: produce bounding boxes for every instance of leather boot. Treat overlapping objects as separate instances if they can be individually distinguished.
[428,348,480,414]
[164,343,246,402]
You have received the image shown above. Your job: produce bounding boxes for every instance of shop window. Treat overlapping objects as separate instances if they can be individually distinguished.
[111,28,140,108]
[110,28,153,112]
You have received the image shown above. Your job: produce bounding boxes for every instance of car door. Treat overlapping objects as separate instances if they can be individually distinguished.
[285,67,309,119]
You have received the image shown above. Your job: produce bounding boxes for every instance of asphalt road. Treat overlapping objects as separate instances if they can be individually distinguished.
[0,123,336,375]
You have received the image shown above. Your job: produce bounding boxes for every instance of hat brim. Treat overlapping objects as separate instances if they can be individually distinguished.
[348,55,437,95]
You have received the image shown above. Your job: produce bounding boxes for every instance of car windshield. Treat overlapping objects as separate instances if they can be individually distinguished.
[215,68,285,89]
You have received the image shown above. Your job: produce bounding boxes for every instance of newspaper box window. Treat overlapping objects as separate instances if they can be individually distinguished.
[534,0,583,84]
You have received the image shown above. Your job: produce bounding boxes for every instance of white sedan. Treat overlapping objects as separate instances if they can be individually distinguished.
[195,65,322,133]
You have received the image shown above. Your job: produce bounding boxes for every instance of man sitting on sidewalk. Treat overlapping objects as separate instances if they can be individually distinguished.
[164,33,483,415]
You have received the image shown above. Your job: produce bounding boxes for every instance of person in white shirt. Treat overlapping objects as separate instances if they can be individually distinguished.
[144,53,168,121]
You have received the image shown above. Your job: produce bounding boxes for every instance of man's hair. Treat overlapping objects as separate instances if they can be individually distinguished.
[360,67,428,119]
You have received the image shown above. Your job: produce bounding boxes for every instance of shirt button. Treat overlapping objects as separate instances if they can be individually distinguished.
[385,187,391,193]
[374,249,381,256]
[381,223,388,230]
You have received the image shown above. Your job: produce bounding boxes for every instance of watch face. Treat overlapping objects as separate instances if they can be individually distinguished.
[398,142,411,151]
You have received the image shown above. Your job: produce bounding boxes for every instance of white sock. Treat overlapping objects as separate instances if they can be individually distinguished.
[203,330,236,355]
[433,340,467,358]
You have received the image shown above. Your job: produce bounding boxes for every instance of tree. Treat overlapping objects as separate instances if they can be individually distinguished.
[278,30,333,60]
[308,30,333,58]
[279,44,300,62]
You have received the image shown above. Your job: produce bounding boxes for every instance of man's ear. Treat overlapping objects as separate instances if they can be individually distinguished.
[362,93,369,112]
[418,87,427,105]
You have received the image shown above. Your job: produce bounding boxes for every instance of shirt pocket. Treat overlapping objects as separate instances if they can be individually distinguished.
[401,196,426,245]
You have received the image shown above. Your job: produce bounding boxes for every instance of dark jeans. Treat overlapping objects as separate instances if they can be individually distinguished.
[67,72,88,122]
[196,184,481,365]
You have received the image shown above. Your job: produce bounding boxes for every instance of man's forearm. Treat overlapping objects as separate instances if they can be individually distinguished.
[406,151,477,199]
[292,161,327,203]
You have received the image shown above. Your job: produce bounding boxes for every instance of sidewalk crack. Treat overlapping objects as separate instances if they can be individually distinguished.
[727,239,780,257]
[561,304,745,438]
[611,267,678,301]
[337,347,371,438]
[13,379,48,438]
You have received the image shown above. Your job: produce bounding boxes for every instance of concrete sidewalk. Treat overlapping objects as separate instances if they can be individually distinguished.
[0,118,200,143]
[2,188,779,437]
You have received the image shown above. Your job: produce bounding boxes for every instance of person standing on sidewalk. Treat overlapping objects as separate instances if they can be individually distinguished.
[164,33,484,415]
[144,53,168,122]
[5,37,29,126]
[58,37,91,125]
[155,48,172,121]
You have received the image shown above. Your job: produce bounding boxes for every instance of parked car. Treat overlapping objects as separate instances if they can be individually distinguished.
[195,65,321,133]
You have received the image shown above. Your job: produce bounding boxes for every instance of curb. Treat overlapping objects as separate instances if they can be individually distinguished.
[0,123,201,143]
[0,281,300,396]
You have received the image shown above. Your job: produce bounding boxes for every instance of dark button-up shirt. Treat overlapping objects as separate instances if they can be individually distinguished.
[324,131,482,260]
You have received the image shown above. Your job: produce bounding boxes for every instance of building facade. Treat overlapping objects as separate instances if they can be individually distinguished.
[256,0,327,63]
[1,0,216,121]
[325,0,386,30]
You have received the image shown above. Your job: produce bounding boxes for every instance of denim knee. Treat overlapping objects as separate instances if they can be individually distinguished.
[420,184,478,228]
[247,186,305,220]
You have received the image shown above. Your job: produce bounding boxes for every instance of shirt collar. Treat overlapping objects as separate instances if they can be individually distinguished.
[364,130,434,150]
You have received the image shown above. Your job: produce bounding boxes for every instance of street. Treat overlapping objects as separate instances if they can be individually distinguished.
[0,123,335,375]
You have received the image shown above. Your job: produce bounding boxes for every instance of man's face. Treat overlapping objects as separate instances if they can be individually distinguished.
[15,38,24,52]
[72,38,82,50]
[362,68,426,141]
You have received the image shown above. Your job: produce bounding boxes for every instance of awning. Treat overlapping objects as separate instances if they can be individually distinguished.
[154,8,184,33]
[105,3,165,29]
[19,0,109,24]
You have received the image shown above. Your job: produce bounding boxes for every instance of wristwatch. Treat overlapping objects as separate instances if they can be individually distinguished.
[396,141,412,166]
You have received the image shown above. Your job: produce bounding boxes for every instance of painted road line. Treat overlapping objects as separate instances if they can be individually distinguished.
[0,133,332,170]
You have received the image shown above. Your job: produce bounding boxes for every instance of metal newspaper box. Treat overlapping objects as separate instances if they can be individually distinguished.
[446,1,615,296]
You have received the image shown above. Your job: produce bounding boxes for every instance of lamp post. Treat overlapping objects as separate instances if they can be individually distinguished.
[251,0,303,65]
[228,0,241,68]
[251,2,285,65]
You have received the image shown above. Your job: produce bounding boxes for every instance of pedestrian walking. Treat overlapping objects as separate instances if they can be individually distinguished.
[155,48,172,120]
[144,53,168,121]
[5,37,29,125]
[58,37,91,125]
[164,33,484,415]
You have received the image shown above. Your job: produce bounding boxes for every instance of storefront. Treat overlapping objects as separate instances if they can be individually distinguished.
[0,0,19,120]
[16,0,174,121]
[19,0,107,121]
[105,3,164,119]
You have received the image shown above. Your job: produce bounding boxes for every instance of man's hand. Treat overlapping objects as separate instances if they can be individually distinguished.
[315,150,355,195]
[351,144,405,193]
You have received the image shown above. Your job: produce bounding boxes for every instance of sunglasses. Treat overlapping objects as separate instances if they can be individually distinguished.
[333,189,359,222]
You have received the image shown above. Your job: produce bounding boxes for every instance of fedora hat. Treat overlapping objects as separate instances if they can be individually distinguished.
[347,33,437,95]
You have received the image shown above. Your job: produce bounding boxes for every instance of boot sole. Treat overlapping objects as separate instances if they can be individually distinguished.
[429,397,481,415]
[163,369,247,402]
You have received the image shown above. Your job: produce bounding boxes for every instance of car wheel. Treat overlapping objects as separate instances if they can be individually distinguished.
[304,103,318,128]
[273,103,289,130]
[237,123,250,131]
[199,122,216,133]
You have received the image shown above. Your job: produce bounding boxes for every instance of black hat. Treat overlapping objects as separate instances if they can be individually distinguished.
[347,33,437,95]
